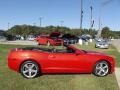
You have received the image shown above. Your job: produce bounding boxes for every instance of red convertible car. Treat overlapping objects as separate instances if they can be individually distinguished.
[8,45,115,79]
[35,32,63,46]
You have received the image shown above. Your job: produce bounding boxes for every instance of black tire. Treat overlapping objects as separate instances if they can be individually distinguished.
[93,61,110,77]
[20,61,40,79]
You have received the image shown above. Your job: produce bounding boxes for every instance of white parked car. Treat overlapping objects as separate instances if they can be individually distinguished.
[95,40,109,49]
[26,35,35,41]
[0,36,6,41]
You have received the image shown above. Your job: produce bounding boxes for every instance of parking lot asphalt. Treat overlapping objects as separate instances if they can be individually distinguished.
[111,39,120,89]
[111,39,120,52]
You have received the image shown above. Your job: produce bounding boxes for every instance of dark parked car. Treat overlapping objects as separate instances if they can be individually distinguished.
[81,34,91,42]
[62,34,79,45]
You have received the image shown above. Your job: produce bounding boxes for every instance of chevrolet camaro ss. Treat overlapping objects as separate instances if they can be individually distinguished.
[8,45,115,79]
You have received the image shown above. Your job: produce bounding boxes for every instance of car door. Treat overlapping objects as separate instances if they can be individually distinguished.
[38,36,48,44]
[47,52,86,73]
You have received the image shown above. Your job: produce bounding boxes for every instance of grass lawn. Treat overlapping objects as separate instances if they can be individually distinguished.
[0,43,119,90]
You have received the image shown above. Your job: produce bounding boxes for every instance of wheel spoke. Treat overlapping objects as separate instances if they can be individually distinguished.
[31,64,35,68]
[100,63,103,68]
[102,65,108,69]
[96,66,101,70]
[29,70,32,77]
[24,64,29,69]
[23,70,29,74]
[97,70,102,75]
[101,69,105,73]
[31,69,37,73]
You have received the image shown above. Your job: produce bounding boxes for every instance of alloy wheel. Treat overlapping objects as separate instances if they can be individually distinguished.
[94,61,109,77]
[20,61,39,79]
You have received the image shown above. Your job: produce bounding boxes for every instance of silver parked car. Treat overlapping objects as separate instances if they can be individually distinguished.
[26,35,35,41]
[0,36,6,41]
[95,40,109,49]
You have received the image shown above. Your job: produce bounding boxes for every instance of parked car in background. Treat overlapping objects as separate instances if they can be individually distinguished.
[95,38,103,42]
[0,36,6,41]
[35,32,63,46]
[95,38,111,43]
[14,35,24,40]
[95,40,109,49]
[81,34,91,42]
[62,34,79,45]
[26,35,35,41]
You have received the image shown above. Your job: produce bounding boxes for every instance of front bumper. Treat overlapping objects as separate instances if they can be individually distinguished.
[96,45,109,49]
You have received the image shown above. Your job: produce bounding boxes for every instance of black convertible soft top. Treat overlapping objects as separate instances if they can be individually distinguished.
[22,47,53,52]
[21,44,75,53]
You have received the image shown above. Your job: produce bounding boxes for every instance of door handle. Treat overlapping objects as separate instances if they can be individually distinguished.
[49,55,55,58]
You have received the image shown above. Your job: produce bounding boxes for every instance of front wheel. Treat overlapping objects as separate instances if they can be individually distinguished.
[93,61,110,77]
[20,61,40,79]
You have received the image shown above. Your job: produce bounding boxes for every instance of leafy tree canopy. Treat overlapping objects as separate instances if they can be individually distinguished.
[5,25,120,39]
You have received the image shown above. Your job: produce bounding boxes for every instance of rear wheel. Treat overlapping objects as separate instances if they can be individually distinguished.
[93,61,110,77]
[20,61,40,79]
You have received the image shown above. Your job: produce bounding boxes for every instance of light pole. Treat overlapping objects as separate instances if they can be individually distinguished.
[89,0,94,29]
[90,6,93,29]
[8,22,10,30]
[39,17,43,30]
[80,0,83,29]
[99,7,102,31]
[97,7,102,38]
[97,0,112,38]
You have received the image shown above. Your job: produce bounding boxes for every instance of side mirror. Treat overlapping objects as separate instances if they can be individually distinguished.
[75,50,80,55]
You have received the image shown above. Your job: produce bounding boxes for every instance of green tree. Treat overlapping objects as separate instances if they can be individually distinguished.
[101,27,110,38]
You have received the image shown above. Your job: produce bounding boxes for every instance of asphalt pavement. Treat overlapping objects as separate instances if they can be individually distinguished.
[111,39,120,52]
[111,39,120,89]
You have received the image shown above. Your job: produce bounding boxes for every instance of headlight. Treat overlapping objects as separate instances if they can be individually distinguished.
[96,44,100,46]
[104,44,108,46]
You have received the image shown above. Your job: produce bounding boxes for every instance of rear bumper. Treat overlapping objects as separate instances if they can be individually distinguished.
[96,45,109,49]
[8,56,21,72]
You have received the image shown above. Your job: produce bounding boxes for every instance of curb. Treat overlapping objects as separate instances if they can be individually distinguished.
[115,68,120,90]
